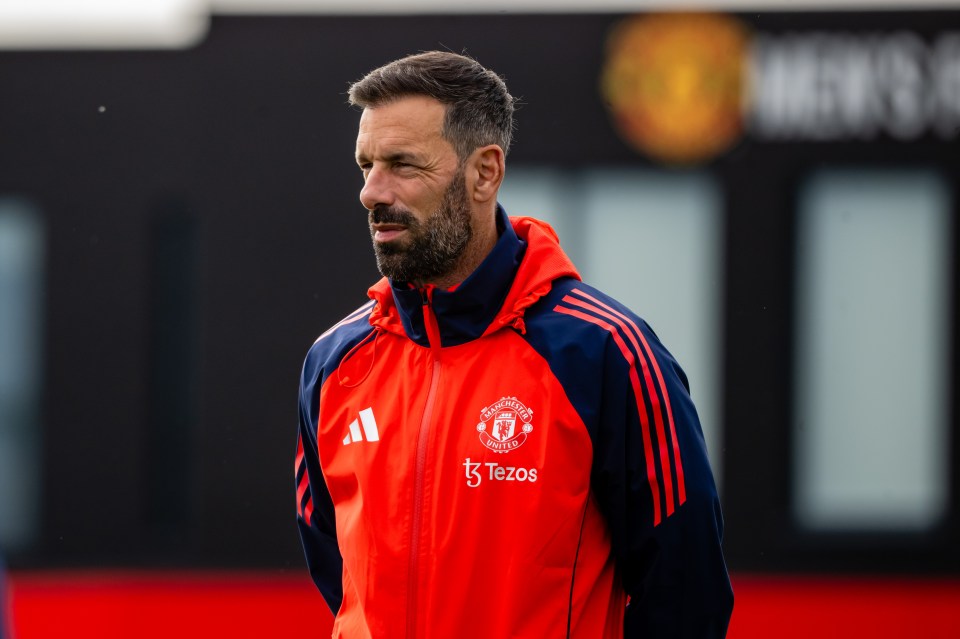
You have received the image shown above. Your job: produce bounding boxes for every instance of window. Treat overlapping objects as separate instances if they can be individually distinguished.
[793,169,952,531]
[0,198,45,551]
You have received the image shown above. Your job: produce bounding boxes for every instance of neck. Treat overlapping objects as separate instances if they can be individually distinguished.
[419,204,500,290]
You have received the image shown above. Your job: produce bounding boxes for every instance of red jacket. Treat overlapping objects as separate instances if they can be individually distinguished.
[297,210,732,638]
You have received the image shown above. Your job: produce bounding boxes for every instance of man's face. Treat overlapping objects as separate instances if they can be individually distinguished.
[355,96,472,284]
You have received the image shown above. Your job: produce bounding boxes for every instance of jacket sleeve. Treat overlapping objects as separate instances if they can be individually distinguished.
[295,356,344,615]
[591,319,733,638]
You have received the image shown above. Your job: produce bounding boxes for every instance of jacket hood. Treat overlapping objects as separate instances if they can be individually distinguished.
[367,205,581,347]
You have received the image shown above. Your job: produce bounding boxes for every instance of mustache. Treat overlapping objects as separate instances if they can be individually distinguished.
[370,206,417,226]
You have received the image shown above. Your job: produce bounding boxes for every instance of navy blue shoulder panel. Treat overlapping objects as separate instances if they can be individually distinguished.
[521,278,732,636]
[300,300,378,441]
[522,276,719,523]
[521,277,702,444]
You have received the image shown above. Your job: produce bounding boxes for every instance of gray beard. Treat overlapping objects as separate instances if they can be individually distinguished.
[369,169,472,284]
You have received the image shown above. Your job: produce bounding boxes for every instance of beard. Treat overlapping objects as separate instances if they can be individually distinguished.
[368,168,472,284]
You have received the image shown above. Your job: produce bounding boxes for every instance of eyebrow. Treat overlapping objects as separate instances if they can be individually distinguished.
[355,150,421,165]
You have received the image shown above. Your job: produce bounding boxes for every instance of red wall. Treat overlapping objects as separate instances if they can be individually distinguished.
[6,572,960,638]
[7,571,332,639]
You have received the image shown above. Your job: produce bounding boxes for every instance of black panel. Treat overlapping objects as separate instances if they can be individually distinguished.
[0,11,956,574]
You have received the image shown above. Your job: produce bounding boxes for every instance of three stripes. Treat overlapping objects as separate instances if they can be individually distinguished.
[295,436,313,522]
[342,407,380,445]
[554,287,686,527]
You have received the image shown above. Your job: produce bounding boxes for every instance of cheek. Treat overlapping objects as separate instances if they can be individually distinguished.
[400,185,444,218]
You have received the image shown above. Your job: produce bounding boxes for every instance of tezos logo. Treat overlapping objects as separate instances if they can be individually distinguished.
[463,458,539,488]
[476,397,534,453]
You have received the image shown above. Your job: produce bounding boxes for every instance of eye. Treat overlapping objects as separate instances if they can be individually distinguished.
[393,161,419,174]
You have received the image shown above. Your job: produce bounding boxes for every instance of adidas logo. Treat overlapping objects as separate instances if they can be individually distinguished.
[342,407,380,445]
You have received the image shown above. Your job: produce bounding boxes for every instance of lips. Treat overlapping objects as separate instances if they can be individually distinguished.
[370,206,415,242]
[371,223,408,242]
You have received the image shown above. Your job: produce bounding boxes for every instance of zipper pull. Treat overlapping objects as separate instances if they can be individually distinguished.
[419,284,435,307]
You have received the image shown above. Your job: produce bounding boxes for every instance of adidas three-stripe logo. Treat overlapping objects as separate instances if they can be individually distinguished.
[343,407,380,445]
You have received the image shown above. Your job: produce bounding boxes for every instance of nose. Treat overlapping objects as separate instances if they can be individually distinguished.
[359,165,394,211]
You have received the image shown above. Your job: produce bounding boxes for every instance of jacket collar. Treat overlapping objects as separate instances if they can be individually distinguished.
[368,204,580,347]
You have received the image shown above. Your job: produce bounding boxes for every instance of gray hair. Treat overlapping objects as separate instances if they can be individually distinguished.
[348,51,515,159]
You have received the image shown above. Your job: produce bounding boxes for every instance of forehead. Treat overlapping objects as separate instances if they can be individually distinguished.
[356,95,449,158]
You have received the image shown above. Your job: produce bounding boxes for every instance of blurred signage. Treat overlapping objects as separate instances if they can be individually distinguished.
[600,12,960,164]
[751,31,960,142]
[601,13,749,166]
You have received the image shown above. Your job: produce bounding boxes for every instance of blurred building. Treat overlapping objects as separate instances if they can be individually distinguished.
[0,1,958,636]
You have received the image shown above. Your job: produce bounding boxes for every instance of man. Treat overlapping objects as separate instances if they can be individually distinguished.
[296,51,733,638]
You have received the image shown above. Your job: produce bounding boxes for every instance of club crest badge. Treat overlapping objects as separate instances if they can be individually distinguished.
[476,397,534,453]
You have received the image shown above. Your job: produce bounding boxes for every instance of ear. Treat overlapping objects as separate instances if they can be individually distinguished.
[468,144,505,204]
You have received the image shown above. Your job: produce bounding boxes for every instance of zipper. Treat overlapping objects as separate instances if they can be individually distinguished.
[407,286,442,639]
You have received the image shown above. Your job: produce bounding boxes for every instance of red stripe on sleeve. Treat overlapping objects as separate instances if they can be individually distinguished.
[303,497,314,523]
[571,288,686,506]
[296,472,310,519]
[554,304,663,526]
[295,437,313,523]
[562,294,677,516]
[295,437,307,518]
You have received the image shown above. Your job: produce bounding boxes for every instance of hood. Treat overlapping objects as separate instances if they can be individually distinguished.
[367,205,581,347]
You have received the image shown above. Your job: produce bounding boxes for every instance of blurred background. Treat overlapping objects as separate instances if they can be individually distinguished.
[0,0,958,636]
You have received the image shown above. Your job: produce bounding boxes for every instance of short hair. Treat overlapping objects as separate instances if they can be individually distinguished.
[348,51,515,159]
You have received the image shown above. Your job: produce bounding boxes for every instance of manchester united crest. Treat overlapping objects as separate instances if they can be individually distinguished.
[600,12,750,165]
[476,397,534,453]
